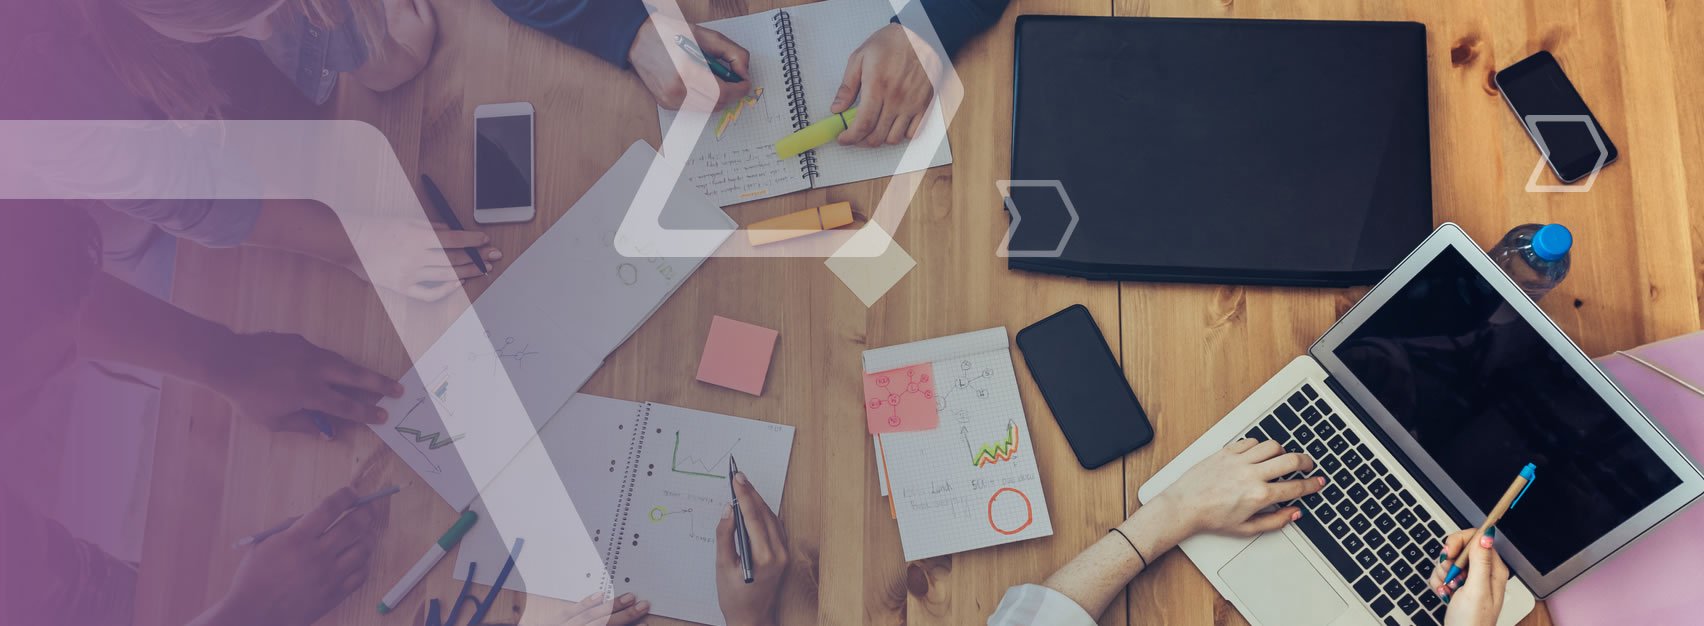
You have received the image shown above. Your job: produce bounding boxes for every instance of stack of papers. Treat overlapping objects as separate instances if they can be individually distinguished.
[865,328,1054,561]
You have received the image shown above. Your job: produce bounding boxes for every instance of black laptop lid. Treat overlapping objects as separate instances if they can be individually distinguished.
[1007,16,1432,286]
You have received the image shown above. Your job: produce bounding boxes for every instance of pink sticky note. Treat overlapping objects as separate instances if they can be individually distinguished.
[696,316,779,396]
[863,363,939,434]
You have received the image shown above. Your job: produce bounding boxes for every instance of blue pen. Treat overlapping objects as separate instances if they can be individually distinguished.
[1445,463,1536,588]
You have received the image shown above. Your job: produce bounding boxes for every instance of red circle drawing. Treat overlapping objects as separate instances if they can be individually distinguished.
[987,487,1034,535]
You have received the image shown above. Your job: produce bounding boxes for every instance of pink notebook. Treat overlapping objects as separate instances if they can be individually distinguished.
[1547,331,1704,625]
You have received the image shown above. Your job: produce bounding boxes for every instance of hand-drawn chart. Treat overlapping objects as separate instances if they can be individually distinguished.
[862,363,939,433]
[863,328,1055,561]
[670,431,741,479]
[968,421,1021,469]
[715,87,766,139]
[466,331,541,372]
[392,395,464,474]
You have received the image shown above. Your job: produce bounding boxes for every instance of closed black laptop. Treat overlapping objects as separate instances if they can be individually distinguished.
[1007,16,1432,287]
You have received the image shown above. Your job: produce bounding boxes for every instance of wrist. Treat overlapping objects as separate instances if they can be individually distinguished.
[186,324,244,390]
[1121,496,1192,558]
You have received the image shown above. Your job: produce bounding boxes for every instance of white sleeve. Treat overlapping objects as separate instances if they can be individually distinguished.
[988,583,1099,626]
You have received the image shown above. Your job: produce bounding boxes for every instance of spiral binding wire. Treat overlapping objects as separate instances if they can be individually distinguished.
[601,403,652,593]
[774,10,819,183]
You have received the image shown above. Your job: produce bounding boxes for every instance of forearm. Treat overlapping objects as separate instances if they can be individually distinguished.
[186,597,269,626]
[76,273,236,388]
[1041,500,1191,618]
[490,0,650,67]
[245,199,357,268]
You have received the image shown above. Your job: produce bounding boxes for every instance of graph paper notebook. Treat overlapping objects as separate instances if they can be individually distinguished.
[658,0,952,207]
[866,328,1054,561]
[457,394,794,626]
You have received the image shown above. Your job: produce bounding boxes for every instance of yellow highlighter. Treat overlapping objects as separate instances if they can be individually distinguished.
[775,107,858,159]
[747,201,856,246]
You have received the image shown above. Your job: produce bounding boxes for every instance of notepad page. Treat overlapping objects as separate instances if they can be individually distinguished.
[614,403,794,626]
[660,9,811,207]
[863,328,1054,561]
[454,394,647,601]
[787,0,953,189]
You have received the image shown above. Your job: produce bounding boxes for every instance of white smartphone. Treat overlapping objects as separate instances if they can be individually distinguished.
[473,102,535,224]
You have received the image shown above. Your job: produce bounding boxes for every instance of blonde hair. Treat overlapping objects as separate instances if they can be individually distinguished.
[78,0,388,119]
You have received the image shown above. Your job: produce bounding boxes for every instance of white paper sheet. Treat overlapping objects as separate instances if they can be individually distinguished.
[864,328,1054,561]
[457,396,793,626]
[373,142,734,509]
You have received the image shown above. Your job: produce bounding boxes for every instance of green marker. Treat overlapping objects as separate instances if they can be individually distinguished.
[775,107,858,159]
[377,510,479,614]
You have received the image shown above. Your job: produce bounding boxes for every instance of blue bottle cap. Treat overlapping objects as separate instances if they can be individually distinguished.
[1532,224,1572,261]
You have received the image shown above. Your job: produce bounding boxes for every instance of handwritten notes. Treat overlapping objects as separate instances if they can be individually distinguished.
[863,363,939,434]
[864,328,1054,561]
[677,145,806,206]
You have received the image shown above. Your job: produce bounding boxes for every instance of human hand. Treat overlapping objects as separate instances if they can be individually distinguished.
[715,472,788,626]
[1150,438,1324,538]
[344,217,501,301]
[381,0,437,64]
[210,488,380,626]
[524,591,650,626]
[628,16,752,111]
[831,23,942,147]
[204,332,402,437]
[1431,529,1508,626]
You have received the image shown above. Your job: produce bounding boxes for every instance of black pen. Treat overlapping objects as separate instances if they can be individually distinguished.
[728,455,755,583]
[419,174,489,275]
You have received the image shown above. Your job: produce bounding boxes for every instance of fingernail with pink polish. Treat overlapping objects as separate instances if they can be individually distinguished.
[1291,510,1302,521]
[1481,535,1494,548]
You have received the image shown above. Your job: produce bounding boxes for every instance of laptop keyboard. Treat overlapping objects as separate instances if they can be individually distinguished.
[1244,384,1453,626]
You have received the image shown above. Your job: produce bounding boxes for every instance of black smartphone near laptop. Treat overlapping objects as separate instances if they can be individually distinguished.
[1496,51,1619,184]
[1017,305,1154,469]
[1140,224,1703,626]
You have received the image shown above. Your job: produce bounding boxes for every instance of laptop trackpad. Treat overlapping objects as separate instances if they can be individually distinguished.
[1219,533,1348,626]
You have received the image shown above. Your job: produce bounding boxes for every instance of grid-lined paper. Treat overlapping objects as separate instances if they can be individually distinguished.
[657,0,953,208]
[865,328,1054,561]
[454,396,794,626]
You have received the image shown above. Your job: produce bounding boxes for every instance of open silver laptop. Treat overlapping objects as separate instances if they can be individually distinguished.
[1139,223,1704,626]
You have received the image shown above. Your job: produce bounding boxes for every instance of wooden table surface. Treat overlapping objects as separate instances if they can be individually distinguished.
[136,1,1704,625]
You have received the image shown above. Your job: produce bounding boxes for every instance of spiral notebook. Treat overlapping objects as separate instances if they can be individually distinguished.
[659,0,953,207]
[456,394,794,626]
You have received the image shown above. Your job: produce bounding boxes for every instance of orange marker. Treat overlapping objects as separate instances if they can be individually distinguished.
[746,202,856,246]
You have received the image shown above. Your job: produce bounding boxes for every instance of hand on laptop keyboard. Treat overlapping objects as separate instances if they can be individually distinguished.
[1429,529,1509,626]
[1150,438,1325,538]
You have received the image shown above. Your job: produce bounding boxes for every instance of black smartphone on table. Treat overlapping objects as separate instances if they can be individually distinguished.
[1495,51,1618,184]
[1015,305,1154,469]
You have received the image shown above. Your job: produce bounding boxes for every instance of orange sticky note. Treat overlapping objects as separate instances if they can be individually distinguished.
[863,363,939,434]
[696,316,779,396]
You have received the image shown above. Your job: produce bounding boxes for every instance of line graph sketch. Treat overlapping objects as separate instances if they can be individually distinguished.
[671,431,741,479]
[968,420,1020,469]
[393,396,464,473]
[466,332,541,371]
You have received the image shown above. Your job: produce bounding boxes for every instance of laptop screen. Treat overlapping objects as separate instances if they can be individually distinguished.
[1330,246,1682,574]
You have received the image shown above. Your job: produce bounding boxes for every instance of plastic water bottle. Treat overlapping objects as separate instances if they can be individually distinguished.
[1488,223,1572,301]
